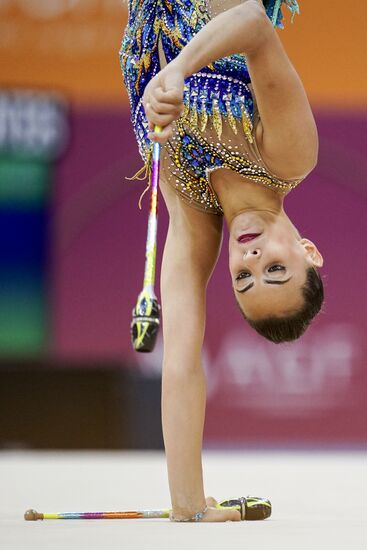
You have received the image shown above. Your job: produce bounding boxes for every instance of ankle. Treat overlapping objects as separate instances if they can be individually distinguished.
[171,503,208,522]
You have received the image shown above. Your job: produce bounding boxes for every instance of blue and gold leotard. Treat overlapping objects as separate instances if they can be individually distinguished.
[119,0,301,215]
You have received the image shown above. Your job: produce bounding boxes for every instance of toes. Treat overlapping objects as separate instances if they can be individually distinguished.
[231,509,241,522]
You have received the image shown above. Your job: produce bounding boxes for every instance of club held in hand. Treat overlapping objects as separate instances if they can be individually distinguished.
[131,126,162,352]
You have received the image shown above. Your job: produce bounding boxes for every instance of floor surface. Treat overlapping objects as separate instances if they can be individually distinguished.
[1,450,366,549]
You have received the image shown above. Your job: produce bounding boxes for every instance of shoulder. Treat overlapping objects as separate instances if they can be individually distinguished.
[254,118,318,181]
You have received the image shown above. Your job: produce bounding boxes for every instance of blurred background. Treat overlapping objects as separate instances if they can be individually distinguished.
[0,0,366,451]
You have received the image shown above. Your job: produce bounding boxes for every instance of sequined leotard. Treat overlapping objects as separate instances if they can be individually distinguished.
[119,0,301,215]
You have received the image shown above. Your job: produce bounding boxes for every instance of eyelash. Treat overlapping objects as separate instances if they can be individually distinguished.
[236,264,285,281]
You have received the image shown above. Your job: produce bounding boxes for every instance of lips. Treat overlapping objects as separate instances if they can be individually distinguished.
[237,233,261,243]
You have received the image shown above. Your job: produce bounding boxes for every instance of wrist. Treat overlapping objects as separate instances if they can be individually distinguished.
[172,52,195,80]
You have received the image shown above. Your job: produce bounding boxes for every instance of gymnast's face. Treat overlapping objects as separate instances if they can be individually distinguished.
[228,212,323,320]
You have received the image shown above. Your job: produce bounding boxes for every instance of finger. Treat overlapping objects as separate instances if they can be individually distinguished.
[144,103,177,128]
[148,96,183,116]
[148,125,173,144]
[145,99,182,119]
[160,88,183,105]
[143,87,182,109]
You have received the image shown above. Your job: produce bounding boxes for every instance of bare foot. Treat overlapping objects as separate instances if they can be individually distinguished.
[170,496,241,522]
[202,496,241,522]
[170,496,241,523]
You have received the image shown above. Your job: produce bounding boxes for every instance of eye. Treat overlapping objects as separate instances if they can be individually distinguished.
[236,271,251,281]
[267,264,285,273]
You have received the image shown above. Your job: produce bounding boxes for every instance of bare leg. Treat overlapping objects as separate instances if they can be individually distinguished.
[159,192,239,521]
[160,214,212,518]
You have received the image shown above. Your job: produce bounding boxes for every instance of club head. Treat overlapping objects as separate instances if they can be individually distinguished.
[219,496,272,520]
[131,288,160,352]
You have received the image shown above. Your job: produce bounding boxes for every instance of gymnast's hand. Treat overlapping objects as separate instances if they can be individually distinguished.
[142,61,185,144]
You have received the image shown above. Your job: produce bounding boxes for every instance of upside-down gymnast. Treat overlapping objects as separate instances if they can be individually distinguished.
[120,0,324,522]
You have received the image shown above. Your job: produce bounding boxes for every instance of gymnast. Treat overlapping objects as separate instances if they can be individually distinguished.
[120,0,324,522]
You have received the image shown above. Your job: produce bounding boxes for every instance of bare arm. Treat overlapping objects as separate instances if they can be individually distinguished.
[174,0,269,78]
[245,28,318,179]
[144,0,318,178]
[142,0,267,141]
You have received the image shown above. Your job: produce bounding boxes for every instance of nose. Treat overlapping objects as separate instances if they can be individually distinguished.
[243,248,261,261]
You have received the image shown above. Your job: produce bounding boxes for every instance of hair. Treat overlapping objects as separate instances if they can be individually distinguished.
[239,267,324,344]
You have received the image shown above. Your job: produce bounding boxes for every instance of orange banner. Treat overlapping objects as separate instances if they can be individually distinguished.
[0,1,366,107]
[281,1,367,108]
[0,0,128,105]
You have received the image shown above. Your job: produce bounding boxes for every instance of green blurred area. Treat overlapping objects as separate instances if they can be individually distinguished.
[0,283,47,356]
[0,155,50,357]
[0,156,49,207]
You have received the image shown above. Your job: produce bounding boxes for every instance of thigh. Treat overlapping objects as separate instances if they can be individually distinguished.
[160,176,223,355]
[160,175,223,281]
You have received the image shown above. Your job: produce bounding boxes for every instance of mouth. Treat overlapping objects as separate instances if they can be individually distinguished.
[237,233,262,243]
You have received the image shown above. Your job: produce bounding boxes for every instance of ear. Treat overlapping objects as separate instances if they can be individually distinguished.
[300,238,324,268]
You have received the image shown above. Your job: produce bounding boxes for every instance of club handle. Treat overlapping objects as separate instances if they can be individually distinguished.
[142,125,162,289]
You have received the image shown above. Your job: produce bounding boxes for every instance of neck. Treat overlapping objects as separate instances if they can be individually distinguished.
[210,171,285,226]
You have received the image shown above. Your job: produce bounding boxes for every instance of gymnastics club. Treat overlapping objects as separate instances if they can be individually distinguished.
[131,125,162,353]
[24,496,271,521]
